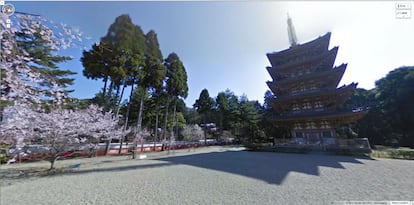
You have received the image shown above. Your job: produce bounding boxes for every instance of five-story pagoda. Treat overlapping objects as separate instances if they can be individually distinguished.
[266,16,368,145]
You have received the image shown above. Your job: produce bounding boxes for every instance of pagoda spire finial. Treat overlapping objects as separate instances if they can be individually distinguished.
[287,13,298,47]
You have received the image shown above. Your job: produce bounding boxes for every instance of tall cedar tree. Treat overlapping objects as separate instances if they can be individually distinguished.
[81,14,146,154]
[163,53,188,143]
[136,30,165,132]
[194,89,214,144]
[81,14,146,112]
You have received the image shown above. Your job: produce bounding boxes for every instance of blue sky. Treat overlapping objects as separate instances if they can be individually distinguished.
[8,1,414,107]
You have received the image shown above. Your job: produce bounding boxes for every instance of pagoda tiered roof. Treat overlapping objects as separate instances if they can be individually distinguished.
[267,47,338,80]
[267,64,347,97]
[266,32,331,67]
[272,63,346,88]
[270,47,338,73]
[269,83,357,113]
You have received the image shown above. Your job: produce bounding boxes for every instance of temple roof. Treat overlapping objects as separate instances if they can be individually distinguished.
[267,32,331,67]
[269,84,357,114]
[269,83,357,111]
[268,108,369,125]
[267,47,338,76]
[267,64,348,96]
[273,63,346,87]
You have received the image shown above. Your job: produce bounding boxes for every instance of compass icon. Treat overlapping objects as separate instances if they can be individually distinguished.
[1,3,15,16]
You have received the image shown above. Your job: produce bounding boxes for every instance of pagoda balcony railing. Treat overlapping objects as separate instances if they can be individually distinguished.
[289,107,327,115]
[288,88,329,97]
[278,64,344,85]
[273,107,369,118]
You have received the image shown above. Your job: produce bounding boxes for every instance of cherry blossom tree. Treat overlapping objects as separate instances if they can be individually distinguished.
[182,124,204,142]
[34,105,125,169]
[0,103,37,148]
[82,105,130,157]
[0,12,105,168]
[131,129,150,159]
[0,104,126,169]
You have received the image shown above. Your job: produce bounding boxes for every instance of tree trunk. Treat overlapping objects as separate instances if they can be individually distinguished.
[132,141,137,159]
[49,156,58,170]
[163,97,170,141]
[103,76,108,99]
[104,139,111,156]
[115,84,121,100]
[171,99,177,150]
[107,80,114,99]
[174,100,179,140]
[155,104,160,150]
[50,160,55,170]
[163,97,170,152]
[136,88,146,153]
[136,91,145,132]
[104,80,114,112]
[115,80,127,117]
[119,80,135,155]
[204,115,207,145]
[100,76,108,108]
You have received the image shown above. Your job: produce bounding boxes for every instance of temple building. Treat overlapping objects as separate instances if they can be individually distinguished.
[266,16,368,145]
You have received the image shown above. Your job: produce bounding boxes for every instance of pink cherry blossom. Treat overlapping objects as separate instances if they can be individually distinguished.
[0,104,127,168]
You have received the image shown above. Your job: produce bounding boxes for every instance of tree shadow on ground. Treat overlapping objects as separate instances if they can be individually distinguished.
[1,150,373,186]
[0,161,174,186]
[156,150,372,185]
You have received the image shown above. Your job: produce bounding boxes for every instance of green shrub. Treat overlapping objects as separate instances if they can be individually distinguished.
[370,149,414,160]
[0,154,9,164]
[370,151,390,158]
[389,150,414,159]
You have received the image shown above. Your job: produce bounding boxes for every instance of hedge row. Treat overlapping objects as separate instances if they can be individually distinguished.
[370,149,414,160]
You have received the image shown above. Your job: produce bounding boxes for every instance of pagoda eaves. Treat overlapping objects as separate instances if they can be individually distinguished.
[267,32,331,67]
[269,83,357,114]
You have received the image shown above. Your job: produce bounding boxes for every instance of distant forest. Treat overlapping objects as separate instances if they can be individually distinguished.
[341,66,414,148]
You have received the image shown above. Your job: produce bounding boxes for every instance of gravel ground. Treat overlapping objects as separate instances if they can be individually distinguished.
[1,146,413,205]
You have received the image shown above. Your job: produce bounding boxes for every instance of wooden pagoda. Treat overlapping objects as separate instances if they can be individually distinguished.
[266,16,368,145]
